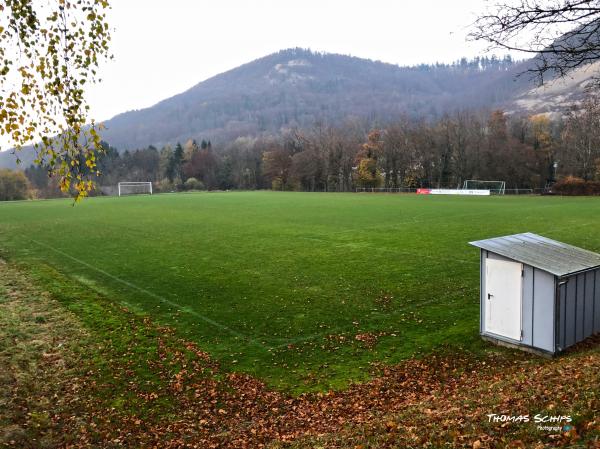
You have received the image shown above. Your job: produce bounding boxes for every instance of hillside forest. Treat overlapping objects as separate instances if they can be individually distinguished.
[8,93,596,200]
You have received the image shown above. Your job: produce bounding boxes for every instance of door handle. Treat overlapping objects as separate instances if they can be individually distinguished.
[487,293,493,300]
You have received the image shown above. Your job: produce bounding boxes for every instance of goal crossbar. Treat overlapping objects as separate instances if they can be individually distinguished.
[118,182,153,196]
[462,180,505,195]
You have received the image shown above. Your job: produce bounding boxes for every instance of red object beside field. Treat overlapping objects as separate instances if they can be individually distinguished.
[416,188,431,194]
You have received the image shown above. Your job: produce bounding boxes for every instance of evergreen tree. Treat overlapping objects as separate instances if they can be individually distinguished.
[167,143,184,183]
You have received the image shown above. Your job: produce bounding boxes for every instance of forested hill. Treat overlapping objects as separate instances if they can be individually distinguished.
[93,48,530,150]
[0,48,537,169]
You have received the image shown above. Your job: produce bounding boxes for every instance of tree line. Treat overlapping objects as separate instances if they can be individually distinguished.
[7,96,600,199]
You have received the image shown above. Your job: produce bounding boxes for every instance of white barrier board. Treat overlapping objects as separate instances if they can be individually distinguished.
[429,189,490,196]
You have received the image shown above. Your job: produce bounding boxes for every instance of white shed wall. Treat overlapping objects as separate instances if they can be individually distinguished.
[479,250,556,353]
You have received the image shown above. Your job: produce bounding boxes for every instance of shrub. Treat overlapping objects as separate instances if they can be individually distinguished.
[154,178,176,193]
[183,177,205,191]
[553,176,600,195]
[271,177,284,191]
[0,169,30,201]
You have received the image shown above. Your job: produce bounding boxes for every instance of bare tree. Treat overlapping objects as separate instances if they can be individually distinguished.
[470,0,600,83]
[381,120,413,188]
[561,95,600,179]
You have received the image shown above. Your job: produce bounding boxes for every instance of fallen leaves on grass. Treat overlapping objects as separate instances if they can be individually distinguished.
[353,332,386,349]
[49,327,600,448]
[1,261,599,449]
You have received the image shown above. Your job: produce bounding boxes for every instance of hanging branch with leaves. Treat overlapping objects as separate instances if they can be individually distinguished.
[0,0,111,201]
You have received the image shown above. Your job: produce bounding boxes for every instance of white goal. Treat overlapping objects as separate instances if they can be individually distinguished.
[118,182,153,196]
[462,180,505,195]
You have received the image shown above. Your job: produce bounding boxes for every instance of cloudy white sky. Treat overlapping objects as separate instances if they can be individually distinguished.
[85,0,522,122]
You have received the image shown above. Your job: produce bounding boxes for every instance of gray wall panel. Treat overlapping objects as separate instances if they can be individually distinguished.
[565,278,577,347]
[522,265,534,345]
[584,272,595,338]
[594,270,600,334]
[532,268,555,352]
[558,283,567,350]
[576,274,585,342]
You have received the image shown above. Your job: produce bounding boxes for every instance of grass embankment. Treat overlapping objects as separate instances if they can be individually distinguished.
[1,260,598,448]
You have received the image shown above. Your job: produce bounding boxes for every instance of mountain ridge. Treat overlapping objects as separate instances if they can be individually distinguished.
[90,48,531,150]
[1,47,594,170]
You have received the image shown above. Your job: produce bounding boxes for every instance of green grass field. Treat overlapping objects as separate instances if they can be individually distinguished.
[1,191,599,392]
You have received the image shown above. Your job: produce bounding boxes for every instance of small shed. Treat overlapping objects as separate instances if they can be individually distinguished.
[469,232,600,356]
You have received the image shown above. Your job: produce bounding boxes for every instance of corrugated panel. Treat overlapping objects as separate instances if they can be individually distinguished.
[584,272,595,338]
[565,279,577,347]
[576,274,585,342]
[470,233,600,277]
[594,270,600,334]
[558,282,568,350]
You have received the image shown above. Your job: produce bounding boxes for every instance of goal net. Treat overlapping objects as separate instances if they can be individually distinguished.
[462,180,505,195]
[118,182,153,196]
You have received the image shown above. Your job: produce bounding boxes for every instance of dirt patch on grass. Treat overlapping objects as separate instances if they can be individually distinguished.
[1,260,599,448]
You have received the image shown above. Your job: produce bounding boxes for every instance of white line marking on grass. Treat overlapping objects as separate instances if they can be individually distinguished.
[31,239,270,351]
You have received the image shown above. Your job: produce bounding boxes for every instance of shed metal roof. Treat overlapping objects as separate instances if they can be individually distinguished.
[469,232,600,277]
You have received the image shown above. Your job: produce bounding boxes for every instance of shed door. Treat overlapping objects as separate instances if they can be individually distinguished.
[485,258,522,341]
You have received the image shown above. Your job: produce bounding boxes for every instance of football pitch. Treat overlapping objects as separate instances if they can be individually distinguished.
[1,191,599,392]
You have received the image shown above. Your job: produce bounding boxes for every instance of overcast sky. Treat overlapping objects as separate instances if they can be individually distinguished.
[86,0,520,122]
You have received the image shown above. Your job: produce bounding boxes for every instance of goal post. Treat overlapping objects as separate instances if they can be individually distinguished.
[117,182,153,196]
[462,180,505,195]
